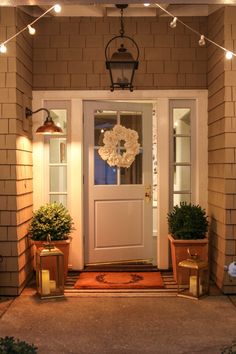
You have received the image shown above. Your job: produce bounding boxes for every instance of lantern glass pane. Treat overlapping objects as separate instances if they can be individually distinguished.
[110,63,133,86]
[36,249,64,298]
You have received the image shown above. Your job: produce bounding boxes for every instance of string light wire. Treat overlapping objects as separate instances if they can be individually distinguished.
[0,4,61,52]
[156,3,236,58]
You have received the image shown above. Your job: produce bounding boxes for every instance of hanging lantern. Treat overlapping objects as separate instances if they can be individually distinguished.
[177,250,209,299]
[105,4,139,92]
[36,236,64,299]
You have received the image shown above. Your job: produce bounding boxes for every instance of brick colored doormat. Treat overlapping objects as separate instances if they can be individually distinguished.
[74,272,164,289]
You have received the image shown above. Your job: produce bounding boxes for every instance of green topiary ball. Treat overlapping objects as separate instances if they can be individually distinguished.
[29,202,73,241]
[167,202,208,240]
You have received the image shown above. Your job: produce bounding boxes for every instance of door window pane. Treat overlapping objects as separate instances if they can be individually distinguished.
[120,111,142,146]
[174,137,190,163]
[174,166,191,191]
[120,152,142,185]
[50,109,67,134]
[173,108,190,135]
[94,109,143,186]
[49,138,67,163]
[48,108,68,207]
[171,104,192,207]
[50,195,67,205]
[94,111,117,146]
[94,150,117,185]
[173,193,191,206]
[50,166,67,192]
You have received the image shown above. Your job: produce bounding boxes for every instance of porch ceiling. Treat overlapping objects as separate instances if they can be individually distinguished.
[0,0,236,17]
[2,1,236,17]
[2,0,236,3]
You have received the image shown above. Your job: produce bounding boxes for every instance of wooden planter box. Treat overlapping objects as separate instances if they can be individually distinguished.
[168,234,208,282]
[34,240,70,278]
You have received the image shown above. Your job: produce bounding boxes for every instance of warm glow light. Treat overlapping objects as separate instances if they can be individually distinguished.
[170,17,177,28]
[144,3,150,6]
[28,25,36,35]
[101,129,104,133]
[0,44,7,53]
[198,35,205,46]
[226,51,233,60]
[54,4,62,13]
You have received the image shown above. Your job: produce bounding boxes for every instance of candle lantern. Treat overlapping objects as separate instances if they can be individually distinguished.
[36,237,64,299]
[177,253,209,299]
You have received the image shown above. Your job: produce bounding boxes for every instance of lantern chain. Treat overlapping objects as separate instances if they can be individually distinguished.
[119,7,125,37]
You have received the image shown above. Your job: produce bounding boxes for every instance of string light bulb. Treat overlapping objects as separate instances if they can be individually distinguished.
[27,25,36,35]
[225,51,233,60]
[170,17,177,28]
[0,44,7,53]
[156,4,236,60]
[54,4,62,13]
[199,35,206,46]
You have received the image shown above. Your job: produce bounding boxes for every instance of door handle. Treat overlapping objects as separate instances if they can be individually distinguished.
[145,185,152,202]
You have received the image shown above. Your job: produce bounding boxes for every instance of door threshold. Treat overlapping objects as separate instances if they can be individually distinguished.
[84,260,157,272]
[85,259,153,266]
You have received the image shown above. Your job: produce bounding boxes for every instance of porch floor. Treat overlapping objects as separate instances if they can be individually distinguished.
[0,285,235,354]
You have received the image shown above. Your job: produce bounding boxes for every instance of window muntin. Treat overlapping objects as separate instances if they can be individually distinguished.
[94,110,142,186]
[171,106,191,206]
[47,109,68,207]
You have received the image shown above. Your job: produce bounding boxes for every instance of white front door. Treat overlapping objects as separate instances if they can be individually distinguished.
[84,101,153,264]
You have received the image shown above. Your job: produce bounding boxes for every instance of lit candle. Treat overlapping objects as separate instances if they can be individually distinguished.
[189,275,197,295]
[50,280,56,292]
[41,270,50,295]
[189,275,203,296]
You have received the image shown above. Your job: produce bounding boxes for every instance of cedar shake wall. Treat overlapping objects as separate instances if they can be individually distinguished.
[32,16,208,90]
[0,8,33,296]
[1,7,236,295]
[208,7,236,294]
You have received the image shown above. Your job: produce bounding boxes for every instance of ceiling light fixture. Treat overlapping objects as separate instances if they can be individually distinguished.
[25,107,63,135]
[105,4,139,92]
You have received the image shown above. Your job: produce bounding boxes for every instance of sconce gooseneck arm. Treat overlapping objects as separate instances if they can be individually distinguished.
[25,107,52,121]
[25,106,63,135]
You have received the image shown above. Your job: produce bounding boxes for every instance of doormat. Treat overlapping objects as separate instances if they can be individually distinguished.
[74,272,164,289]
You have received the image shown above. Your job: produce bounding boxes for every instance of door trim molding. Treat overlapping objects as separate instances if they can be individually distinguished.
[32,90,208,270]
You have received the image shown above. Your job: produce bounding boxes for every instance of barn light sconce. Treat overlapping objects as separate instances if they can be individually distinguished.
[25,107,63,135]
[105,4,139,92]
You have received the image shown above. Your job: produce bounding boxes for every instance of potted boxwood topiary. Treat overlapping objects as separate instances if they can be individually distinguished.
[0,336,37,354]
[29,202,73,278]
[167,202,209,282]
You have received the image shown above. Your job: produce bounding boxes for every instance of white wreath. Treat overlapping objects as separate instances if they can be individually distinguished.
[98,124,140,168]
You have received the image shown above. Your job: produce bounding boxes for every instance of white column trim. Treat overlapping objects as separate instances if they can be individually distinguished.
[32,90,208,271]
[157,98,170,269]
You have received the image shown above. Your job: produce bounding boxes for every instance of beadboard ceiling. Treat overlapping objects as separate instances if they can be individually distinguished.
[1,1,236,17]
